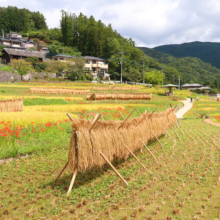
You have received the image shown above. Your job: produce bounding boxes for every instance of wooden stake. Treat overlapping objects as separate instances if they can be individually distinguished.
[140,139,157,161]
[119,111,125,120]
[100,152,128,186]
[145,110,147,113]
[147,107,151,113]
[152,131,163,148]
[160,125,175,143]
[118,109,135,130]
[156,107,160,112]
[55,161,69,182]
[66,168,78,197]
[89,113,101,132]
[123,144,150,173]
[163,105,167,110]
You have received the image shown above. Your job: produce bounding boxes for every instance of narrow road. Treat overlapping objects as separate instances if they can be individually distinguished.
[176,98,193,119]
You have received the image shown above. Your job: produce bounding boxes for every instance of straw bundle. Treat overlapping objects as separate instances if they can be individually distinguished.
[217,97,220,102]
[92,87,111,91]
[113,87,140,91]
[87,93,152,100]
[30,87,90,95]
[68,109,176,172]
[0,99,23,112]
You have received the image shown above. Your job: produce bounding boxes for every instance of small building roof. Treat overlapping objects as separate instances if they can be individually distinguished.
[182,83,203,87]
[198,86,211,90]
[161,84,178,88]
[83,56,106,61]
[3,48,45,59]
[52,54,73,58]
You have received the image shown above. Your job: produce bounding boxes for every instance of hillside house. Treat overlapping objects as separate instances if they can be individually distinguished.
[1,48,45,64]
[182,83,203,90]
[0,32,35,50]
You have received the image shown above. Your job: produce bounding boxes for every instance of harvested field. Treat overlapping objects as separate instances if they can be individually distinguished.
[92,87,111,91]
[68,109,176,172]
[113,86,140,91]
[30,87,90,95]
[87,93,152,100]
[0,99,23,112]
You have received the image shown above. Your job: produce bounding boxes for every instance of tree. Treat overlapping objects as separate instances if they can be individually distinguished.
[144,70,165,85]
[9,59,34,80]
[45,60,67,78]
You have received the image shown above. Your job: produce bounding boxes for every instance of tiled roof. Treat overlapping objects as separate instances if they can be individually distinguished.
[52,54,73,58]
[3,48,45,59]
[83,56,106,61]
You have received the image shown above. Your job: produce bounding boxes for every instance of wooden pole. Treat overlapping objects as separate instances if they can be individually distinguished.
[119,111,125,120]
[118,109,135,130]
[152,131,163,148]
[163,105,167,110]
[147,107,151,113]
[156,107,160,112]
[140,139,157,161]
[100,152,128,186]
[54,161,69,182]
[89,113,101,132]
[123,144,150,173]
[66,168,78,197]
[161,125,175,143]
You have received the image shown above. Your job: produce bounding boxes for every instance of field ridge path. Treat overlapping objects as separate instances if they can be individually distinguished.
[176,98,193,119]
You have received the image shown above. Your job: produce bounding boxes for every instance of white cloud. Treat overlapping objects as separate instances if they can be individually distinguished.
[1,0,220,47]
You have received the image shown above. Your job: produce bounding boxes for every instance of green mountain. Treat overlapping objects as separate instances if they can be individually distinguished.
[139,47,220,87]
[154,41,220,69]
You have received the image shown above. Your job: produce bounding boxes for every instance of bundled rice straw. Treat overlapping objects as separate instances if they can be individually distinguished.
[0,99,23,112]
[30,87,90,95]
[113,87,140,91]
[92,87,111,91]
[87,93,152,100]
[68,108,176,172]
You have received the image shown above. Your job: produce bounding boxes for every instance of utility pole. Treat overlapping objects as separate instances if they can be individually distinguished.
[173,74,175,84]
[178,75,180,90]
[162,66,164,85]
[119,51,124,84]
[143,57,145,84]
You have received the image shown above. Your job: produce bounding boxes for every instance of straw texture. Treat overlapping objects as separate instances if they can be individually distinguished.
[68,109,176,172]
[113,87,140,91]
[92,87,111,91]
[0,99,23,112]
[30,87,90,95]
[87,93,152,100]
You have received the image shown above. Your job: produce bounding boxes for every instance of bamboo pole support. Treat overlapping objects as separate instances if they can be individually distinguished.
[118,109,135,130]
[123,144,150,173]
[170,124,181,140]
[175,122,184,136]
[100,152,128,186]
[161,125,175,143]
[55,161,69,182]
[66,168,78,197]
[145,110,147,113]
[156,107,160,112]
[147,107,151,113]
[163,105,167,110]
[152,131,163,148]
[89,113,101,132]
[67,113,74,121]
[140,139,157,161]
[135,108,141,116]
[119,111,125,120]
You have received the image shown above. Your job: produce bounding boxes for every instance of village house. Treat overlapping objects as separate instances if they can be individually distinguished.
[182,83,203,90]
[0,32,35,50]
[1,48,45,64]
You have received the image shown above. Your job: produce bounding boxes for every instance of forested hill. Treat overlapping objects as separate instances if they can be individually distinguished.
[139,47,220,87]
[153,41,220,69]
[0,6,47,33]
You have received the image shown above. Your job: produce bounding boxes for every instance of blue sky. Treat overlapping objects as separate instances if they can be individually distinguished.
[2,0,220,47]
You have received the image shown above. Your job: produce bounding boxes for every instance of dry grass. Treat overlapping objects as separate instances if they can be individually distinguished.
[30,87,90,95]
[92,87,111,91]
[113,87,140,91]
[0,99,23,112]
[68,109,176,172]
[87,93,152,100]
